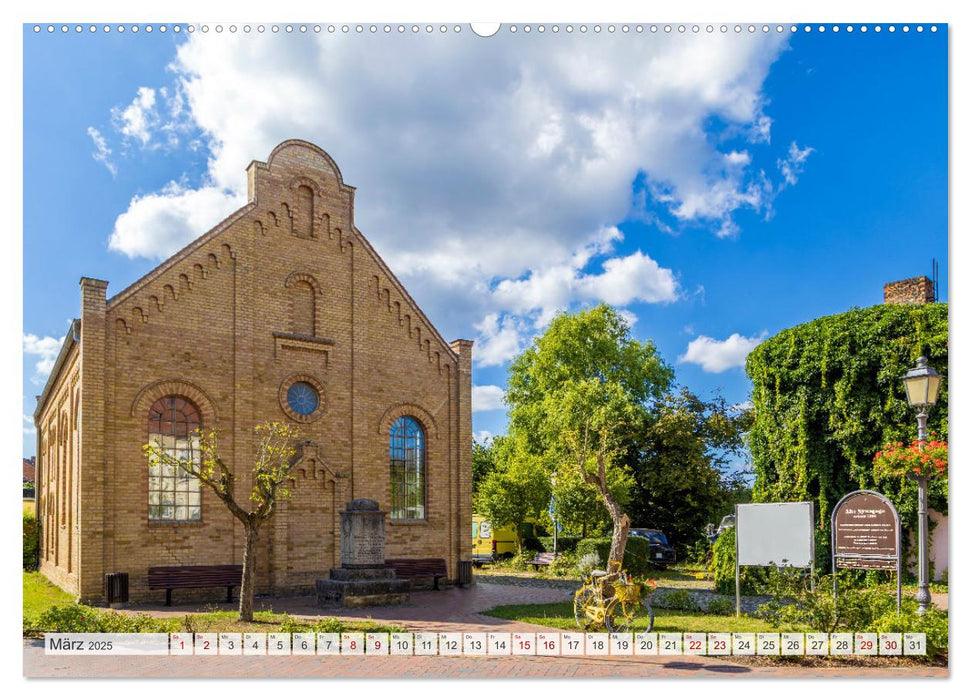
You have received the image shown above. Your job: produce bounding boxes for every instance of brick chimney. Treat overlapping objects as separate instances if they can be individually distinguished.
[883,276,935,305]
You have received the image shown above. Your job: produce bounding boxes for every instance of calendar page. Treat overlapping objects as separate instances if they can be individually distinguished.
[15,0,951,689]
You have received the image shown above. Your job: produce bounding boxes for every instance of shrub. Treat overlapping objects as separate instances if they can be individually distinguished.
[536,537,581,553]
[576,552,601,577]
[548,551,579,577]
[754,566,949,657]
[575,536,656,577]
[684,536,713,569]
[655,589,701,612]
[29,604,174,634]
[23,513,39,571]
[507,550,537,572]
[704,596,735,616]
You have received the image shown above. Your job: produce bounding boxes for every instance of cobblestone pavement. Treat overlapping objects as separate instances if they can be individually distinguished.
[23,582,946,678]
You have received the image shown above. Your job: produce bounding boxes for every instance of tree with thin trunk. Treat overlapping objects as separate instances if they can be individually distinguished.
[144,421,299,622]
[506,305,673,568]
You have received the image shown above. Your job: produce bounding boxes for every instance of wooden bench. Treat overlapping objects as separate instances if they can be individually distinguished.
[384,558,449,590]
[148,565,243,606]
[527,552,560,570]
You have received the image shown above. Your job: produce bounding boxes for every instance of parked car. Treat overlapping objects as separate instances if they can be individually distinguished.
[707,514,736,543]
[629,528,677,568]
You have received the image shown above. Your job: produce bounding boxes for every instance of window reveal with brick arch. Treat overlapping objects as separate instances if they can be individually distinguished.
[389,416,426,520]
[147,396,202,522]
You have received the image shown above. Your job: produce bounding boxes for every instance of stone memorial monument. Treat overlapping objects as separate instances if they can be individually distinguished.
[316,499,410,607]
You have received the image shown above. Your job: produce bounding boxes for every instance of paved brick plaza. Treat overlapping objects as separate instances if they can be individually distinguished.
[22,582,947,678]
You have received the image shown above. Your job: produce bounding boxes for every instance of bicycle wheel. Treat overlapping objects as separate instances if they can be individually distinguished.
[640,599,655,632]
[573,585,601,630]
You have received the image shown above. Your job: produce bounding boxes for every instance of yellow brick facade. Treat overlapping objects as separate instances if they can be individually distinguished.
[35,140,474,603]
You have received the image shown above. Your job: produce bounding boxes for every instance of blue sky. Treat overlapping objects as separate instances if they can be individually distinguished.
[22,23,948,460]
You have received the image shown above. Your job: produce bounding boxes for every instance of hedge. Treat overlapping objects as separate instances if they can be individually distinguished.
[23,513,39,571]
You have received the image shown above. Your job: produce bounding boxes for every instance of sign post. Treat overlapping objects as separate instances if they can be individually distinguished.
[831,490,902,614]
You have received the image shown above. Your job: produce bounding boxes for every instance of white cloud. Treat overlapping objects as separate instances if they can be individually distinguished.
[472,385,506,413]
[730,400,755,412]
[616,309,639,329]
[474,430,493,445]
[100,33,810,363]
[473,313,526,368]
[678,331,767,373]
[87,127,117,175]
[23,333,64,384]
[112,87,158,147]
[491,227,678,326]
[778,141,814,187]
[108,182,244,260]
[108,32,789,270]
[23,415,36,435]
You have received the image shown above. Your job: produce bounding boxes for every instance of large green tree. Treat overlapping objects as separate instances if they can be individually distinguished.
[474,436,552,552]
[506,304,673,565]
[746,302,948,564]
[627,389,752,553]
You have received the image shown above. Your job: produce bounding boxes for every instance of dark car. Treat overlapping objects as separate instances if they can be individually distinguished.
[629,528,677,568]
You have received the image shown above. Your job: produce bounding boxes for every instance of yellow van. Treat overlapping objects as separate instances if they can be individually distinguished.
[472,514,519,565]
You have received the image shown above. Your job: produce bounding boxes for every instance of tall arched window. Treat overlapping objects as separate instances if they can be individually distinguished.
[147,396,202,522]
[389,416,425,520]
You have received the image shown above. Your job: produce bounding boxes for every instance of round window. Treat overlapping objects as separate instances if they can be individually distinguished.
[286,381,320,416]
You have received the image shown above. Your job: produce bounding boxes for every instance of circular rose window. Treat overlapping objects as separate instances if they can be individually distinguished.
[286,381,319,416]
[279,374,326,423]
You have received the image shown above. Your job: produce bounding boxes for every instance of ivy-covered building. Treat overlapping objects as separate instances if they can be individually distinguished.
[746,277,948,579]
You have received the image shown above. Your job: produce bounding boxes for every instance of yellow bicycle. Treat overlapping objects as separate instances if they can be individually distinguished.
[573,561,655,633]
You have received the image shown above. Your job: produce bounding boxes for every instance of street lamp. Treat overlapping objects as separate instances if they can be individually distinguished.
[900,356,941,615]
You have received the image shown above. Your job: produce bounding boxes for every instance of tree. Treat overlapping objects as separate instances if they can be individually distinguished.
[506,304,673,566]
[551,463,627,539]
[627,389,752,553]
[144,422,299,621]
[472,437,499,494]
[475,436,551,552]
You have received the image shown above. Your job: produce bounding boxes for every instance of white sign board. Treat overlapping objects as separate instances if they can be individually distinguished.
[736,502,814,567]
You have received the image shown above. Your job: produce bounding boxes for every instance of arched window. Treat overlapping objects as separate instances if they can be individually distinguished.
[147,396,202,522]
[389,416,425,520]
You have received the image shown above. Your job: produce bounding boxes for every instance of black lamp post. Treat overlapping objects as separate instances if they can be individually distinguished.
[900,356,941,615]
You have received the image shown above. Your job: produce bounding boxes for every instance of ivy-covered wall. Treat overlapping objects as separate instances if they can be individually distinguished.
[746,302,948,567]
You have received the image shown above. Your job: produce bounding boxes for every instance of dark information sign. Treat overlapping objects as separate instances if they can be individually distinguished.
[832,491,899,570]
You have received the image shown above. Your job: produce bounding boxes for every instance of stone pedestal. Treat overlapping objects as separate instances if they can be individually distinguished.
[316,499,410,608]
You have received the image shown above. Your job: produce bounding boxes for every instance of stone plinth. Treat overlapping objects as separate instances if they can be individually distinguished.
[316,499,409,608]
[340,498,386,568]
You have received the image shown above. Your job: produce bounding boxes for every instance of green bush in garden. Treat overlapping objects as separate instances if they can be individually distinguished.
[655,589,701,612]
[704,596,735,616]
[576,536,656,577]
[28,604,175,634]
[23,513,39,571]
[755,566,948,658]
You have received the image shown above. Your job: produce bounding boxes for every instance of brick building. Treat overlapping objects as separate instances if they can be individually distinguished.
[33,140,473,603]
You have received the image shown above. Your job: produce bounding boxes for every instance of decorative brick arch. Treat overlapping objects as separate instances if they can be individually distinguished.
[130,378,218,426]
[377,402,439,439]
[288,175,322,197]
[284,271,323,296]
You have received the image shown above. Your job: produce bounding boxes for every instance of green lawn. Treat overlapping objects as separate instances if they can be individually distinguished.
[23,571,404,636]
[482,600,806,633]
[23,571,75,621]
